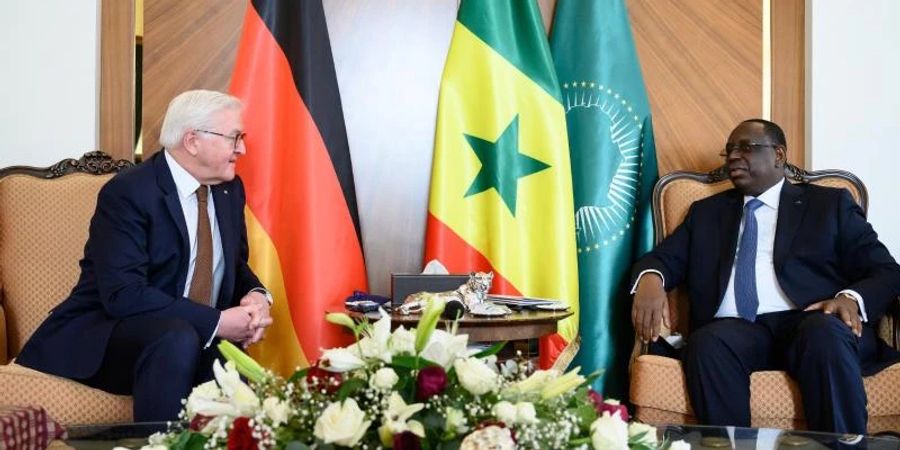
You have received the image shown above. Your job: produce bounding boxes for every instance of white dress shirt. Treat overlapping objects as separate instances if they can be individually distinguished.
[165,151,225,344]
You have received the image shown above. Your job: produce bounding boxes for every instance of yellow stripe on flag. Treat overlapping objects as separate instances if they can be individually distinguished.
[430,23,578,342]
[244,208,309,375]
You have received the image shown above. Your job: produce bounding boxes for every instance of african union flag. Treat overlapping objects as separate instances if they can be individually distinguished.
[424,0,578,368]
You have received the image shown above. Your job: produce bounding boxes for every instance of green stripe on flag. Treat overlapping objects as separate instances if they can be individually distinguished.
[458,0,561,103]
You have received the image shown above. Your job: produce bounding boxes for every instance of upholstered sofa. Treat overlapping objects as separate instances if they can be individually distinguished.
[0,152,135,424]
[629,164,900,433]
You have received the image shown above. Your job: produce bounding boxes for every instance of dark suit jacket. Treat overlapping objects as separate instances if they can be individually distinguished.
[17,152,264,379]
[632,180,900,338]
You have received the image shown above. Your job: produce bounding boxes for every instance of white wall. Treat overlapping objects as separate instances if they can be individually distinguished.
[0,1,99,167]
[808,0,900,254]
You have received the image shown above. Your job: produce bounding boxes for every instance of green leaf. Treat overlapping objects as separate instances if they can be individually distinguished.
[391,355,440,370]
[288,367,310,383]
[169,431,208,450]
[285,441,312,450]
[336,377,367,401]
[473,341,506,358]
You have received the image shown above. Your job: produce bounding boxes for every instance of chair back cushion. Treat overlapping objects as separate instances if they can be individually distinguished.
[653,165,869,335]
[0,153,132,359]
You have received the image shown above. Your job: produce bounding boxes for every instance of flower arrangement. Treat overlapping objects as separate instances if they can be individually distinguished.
[144,298,690,450]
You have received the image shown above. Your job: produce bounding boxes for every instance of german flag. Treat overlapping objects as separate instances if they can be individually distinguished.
[229,0,367,376]
[424,0,578,368]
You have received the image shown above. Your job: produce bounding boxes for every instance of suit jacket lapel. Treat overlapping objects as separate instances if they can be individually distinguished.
[212,183,236,309]
[717,191,744,301]
[774,180,806,271]
[154,153,191,292]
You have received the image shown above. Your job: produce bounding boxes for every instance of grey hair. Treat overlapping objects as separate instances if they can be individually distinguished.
[159,90,242,149]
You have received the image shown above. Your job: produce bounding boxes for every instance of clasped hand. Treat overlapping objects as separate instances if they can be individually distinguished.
[217,291,274,348]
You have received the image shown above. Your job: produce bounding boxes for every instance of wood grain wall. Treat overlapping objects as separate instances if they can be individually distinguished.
[141,0,805,294]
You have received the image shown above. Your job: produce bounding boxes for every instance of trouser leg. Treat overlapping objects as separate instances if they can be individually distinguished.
[782,312,866,434]
[82,316,213,422]
[683,318,773,427]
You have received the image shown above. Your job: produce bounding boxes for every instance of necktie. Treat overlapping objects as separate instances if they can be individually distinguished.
[734,198,764,321]
[188,186,212,305]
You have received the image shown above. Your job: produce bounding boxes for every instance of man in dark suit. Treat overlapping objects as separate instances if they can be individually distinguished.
[17,90,274,421]
[631,119,900,433]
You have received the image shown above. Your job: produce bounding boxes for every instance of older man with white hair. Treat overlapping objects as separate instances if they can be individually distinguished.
[18,90,273,421]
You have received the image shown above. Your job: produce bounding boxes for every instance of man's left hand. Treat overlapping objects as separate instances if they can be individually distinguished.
[240,291,273,348]
[804,295,862,337]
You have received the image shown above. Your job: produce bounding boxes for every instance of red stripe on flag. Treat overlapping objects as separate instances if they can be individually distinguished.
[425,213,565,368]
[230,5,366,361]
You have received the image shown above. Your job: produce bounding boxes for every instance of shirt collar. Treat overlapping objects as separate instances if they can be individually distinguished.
[164,150,201,201]
[744,177,785,210]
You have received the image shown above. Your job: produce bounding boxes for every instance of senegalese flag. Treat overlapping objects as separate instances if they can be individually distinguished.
[550,0,659,398]
[229,0,367,376]
[424,0,578,369]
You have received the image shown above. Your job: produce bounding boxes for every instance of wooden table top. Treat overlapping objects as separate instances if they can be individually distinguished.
[350,308,574,342]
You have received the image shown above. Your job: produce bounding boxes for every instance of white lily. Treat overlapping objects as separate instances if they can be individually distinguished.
[319,346,366,372]
[378,393,426,446]
[212,360,260,416]
[357,308,393,363]
[504,369,558,395]
[389,326,417,356]
[184,380,221,417]
[420,329,471,368]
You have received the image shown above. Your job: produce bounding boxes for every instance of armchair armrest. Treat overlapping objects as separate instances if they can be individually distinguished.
[0,303,7,364]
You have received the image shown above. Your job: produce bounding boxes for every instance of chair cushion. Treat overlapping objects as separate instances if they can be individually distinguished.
[0,362,131,425]
[631,355,900,433]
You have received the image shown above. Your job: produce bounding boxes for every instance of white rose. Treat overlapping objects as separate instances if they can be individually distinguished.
[515,402,537,425]
[669,439,691,450]
[628,422,658,446]
[262,397,291,427]
[185,380,222,417]
[313,398,371,447]
[492,401,518,424]
[590,411,629,450]
[371,367,400,389]
[460,425,515,450]
[454,358,500,395]
[445,407,469,434]
[390,326,417,356]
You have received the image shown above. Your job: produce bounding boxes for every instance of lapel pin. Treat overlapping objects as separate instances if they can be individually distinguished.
[224,189,229,195]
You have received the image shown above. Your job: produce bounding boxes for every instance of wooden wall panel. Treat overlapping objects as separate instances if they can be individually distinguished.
[142,0,245,157]
[141,0,805,294]
[771,0,805,163]
[99,0,136,162]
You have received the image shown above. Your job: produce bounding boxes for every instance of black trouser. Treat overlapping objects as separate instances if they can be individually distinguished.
[81,316,221,421]
[682,311,871,434]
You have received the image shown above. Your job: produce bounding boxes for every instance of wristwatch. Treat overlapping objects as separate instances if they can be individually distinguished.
[250,287,274,305]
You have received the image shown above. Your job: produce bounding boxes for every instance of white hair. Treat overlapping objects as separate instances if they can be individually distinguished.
[159,90,242,149]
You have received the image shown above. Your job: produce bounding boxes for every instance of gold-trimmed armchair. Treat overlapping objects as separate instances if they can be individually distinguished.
[0,152,135,424]
[629,163,900,433]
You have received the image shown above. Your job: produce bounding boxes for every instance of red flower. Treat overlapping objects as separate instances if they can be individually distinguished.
[306,364,344,395]
[588,389,630,421]
[189,414,213,431]
[393,431,422,450]
[227,417,256,450]
[416,366,448,400]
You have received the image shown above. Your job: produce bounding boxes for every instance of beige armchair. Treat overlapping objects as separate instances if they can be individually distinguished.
[0,152,134,424]
[629,163,900,433]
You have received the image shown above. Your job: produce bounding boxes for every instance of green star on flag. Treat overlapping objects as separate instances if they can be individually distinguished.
[464,116,550,215]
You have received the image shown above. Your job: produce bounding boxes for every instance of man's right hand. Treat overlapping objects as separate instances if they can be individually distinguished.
[631,273,670,343]
[217,305,258,342]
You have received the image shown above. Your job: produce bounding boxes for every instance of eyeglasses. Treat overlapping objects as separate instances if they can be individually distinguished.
[719,142,778,158]
[194,129,246,149]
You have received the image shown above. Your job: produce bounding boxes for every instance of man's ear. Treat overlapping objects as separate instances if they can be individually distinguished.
[774,145,787,167]
[182,130,200,156]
